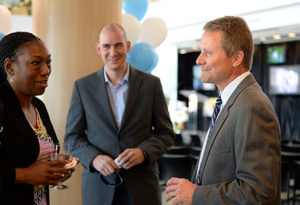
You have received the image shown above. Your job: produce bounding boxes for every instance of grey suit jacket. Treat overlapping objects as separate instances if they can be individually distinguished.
[191,74,281,205]
[65,66,174,205]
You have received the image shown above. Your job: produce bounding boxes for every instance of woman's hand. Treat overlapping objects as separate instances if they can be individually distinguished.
[60,157,79,182]
[15,160,71,185]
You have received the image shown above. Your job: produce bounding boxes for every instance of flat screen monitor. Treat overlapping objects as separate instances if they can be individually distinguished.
[193,65,215,91]
[267,45,286,64]
[269,65,300,95]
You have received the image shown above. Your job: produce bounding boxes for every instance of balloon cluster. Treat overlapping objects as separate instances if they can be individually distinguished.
[0,5,12,40]
[122,0,167,73]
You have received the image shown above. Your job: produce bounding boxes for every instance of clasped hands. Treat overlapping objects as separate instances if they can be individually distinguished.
[92,148,145,176]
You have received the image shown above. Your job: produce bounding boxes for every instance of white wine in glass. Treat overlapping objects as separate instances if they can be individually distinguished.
[50,143,71,190]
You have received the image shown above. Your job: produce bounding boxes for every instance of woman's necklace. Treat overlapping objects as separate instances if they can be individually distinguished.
[30,107,41,134]
[23,105,41,133]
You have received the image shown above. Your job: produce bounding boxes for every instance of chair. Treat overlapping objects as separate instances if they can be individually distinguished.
[291,160,300,205]
[158,145,193,185]
[158,132,203,187]
[281,141,300,204]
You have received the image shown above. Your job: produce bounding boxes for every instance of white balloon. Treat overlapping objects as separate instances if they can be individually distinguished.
[122,13,140,45]
[0,5,12,34]
[139,17,168,48]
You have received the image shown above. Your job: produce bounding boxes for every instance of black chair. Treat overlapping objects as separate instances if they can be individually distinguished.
[158,144,194,185]
[281,141,300,204]
[291,160,300,205]
[158,132,202,187]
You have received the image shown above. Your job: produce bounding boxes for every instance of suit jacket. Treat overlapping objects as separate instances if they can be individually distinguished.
[0,81,58,205]
[191,74,281,205]
[65,66,175,205]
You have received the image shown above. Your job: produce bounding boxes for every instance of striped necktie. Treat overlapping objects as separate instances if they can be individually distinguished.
[209,95,222,130]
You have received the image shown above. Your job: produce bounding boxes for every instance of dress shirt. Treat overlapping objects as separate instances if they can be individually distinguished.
[104,66,130,127]
[195,71,251,181]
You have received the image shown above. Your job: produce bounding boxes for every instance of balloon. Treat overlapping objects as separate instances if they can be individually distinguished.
[139,17,168,48]
[146,49,158,73]
[127,42,157,73]
[122,14,140,45]
[0,33,4,41]
[0,5,12,34]
[122,0,148,21]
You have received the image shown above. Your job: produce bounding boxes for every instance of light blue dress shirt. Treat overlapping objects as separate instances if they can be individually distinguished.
[104,66,130,128]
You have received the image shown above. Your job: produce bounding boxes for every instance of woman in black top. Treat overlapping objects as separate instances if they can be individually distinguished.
[0,32,72,205]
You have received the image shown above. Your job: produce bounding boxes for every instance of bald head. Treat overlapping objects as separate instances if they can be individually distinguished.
[99,23,127,42]
[96,23,131,72]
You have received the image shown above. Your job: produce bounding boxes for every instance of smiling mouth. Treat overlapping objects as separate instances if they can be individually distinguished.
[38,81,48,88]
[110,58,119,62]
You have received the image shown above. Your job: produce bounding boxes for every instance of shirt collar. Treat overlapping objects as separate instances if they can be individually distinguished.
[104,64,130,85]
[220,71,250,106]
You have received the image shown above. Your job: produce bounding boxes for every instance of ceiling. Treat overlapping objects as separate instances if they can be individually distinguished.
[3,0,300,50]
[145,0,300,50]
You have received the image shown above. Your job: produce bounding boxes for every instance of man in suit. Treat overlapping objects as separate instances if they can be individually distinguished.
[64,23,174,205]
[165,16,281,205]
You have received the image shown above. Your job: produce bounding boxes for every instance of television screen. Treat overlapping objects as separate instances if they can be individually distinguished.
[193,65,215,91]
[267,45,286,64]
[269,65,300,95]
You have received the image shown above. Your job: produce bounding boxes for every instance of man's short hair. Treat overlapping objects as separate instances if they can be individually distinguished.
[204,16,254,70]
[98,23,128,42]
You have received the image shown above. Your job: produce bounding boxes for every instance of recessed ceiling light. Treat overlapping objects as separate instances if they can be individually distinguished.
[273,34,281,40]
[192,46,198,50]
[260,37,266,41]
[288,33,296,38]
[179,49,187,54]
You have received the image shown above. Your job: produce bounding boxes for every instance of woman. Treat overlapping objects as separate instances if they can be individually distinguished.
[0,32,71,205]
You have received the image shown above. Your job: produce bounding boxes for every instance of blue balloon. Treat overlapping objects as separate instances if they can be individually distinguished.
[122,0,148,21]
[146,49,158,73]
[0,33,4,41]
[127,42,157,73]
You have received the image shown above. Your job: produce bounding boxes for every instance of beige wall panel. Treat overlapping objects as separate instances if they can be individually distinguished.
[32,0,122,204]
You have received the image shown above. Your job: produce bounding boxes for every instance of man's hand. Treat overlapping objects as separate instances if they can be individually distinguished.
[92,154,119,176]
[115,148,145,169]
[165,177,197,205]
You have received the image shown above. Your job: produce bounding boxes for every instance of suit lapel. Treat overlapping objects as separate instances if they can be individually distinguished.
[197,74,257,184]
[95,68,118,130]
[197,102,229,183]
[118,66,141,133]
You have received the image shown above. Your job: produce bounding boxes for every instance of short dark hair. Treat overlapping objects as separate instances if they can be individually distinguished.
[0,32,41,83]
[204,16,254,70]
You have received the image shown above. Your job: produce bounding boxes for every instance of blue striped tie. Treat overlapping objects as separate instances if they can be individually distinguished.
[209,95,223,130]
[195,95,222,184]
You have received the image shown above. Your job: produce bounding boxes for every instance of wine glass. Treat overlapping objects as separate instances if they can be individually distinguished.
[50,143,71,190]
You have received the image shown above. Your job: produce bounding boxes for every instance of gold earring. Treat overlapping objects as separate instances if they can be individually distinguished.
[9,78,13,83]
